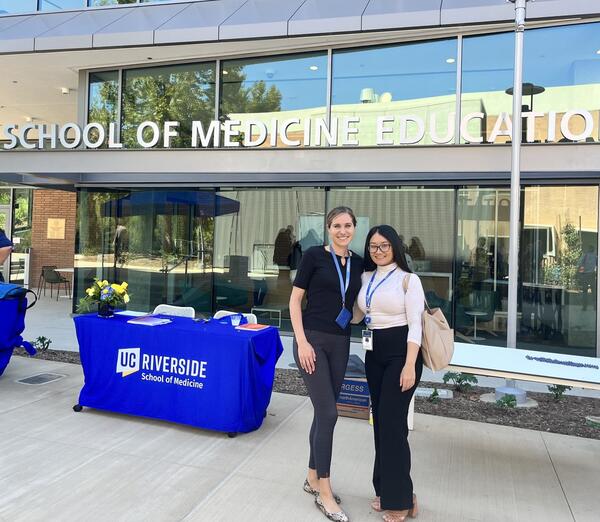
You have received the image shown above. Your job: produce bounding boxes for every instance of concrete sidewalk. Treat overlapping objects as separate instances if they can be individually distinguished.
[1,357,599,522]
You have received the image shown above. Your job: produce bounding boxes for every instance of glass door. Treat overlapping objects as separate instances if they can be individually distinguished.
[0,205,11,282]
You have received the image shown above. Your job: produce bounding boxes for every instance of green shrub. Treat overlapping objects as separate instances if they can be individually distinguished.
[443,371,478,392]
[33,336,52,352]
[496,394,517,408]
[428,388,440,404]
[547,384,572,401]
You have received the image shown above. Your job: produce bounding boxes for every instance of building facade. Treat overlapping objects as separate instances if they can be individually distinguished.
[1,0,600,370]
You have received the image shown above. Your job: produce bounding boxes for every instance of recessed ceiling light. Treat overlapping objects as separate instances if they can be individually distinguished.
[61,87,70,95]
[446,58,456,64]
[309,65,318,71]
[147,57,153,60]
[24,116,33,122]
[222,70,228,75]
[11,80,18,84]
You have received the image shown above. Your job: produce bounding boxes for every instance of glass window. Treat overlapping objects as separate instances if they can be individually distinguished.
[121,62,216,148]
[213,188,326,330]
[40,1,85,10]
[88,1,136,6]
[332,39,458,146]
[0,197,9,283]
[462,22,600,144]
[461,32,514,144]
[523,22,600,143]
[76,189,216,316]
[220,53,328,147]
[518,186,598,356]
[328,187,455,338]
[88,70,119,148]
[455,187,510,346]
[0,188,10,205]
[9,188,32,285]
[0,1,37,14]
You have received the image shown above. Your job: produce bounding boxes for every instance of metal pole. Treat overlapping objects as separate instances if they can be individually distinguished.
[506,0,529,350]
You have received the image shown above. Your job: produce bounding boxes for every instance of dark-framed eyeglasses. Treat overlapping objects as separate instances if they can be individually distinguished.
[368,243,391,254]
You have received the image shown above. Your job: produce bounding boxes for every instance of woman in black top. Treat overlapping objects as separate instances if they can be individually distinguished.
[290,207,363,522]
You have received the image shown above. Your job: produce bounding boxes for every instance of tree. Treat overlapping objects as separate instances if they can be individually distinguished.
[88,78,118,148]
[121,65,216,148]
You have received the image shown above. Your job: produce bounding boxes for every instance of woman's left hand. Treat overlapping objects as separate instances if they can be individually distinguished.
[399,364,416,392]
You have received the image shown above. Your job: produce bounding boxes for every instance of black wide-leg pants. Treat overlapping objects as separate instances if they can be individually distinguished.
[294,329,350,479]
[365,325,423,511]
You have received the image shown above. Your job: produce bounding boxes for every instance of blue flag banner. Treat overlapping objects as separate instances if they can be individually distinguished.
[0,283,36,377]
[74,314,283,433]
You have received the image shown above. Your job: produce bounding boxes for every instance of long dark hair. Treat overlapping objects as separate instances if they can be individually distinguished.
[363,225,412,273]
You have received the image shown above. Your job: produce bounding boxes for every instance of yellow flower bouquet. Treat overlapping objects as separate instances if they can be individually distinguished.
[77,278,130,317]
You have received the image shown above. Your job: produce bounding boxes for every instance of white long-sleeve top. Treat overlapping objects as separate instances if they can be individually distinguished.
[356,262,425,345]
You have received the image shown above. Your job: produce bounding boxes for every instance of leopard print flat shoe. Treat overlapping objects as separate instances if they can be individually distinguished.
[315,494,349,522]
[303,479,341,504]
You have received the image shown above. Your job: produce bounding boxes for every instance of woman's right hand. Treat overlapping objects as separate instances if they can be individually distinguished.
[297,339,316,374]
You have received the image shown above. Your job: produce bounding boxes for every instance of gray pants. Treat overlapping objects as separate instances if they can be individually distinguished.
[293,329,350,478]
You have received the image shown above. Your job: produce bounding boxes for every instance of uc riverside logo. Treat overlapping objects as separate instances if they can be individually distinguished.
[115,347,208,389]
[116,348,140,377]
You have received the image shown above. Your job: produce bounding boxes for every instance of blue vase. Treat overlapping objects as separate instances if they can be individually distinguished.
[98,302,114,318]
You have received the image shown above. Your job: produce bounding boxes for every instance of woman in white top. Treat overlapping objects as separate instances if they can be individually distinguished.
[356,225,425,522]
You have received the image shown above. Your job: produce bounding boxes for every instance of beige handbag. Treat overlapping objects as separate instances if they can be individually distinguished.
[403,274,454,372]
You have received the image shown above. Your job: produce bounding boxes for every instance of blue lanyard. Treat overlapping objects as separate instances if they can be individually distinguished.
[329,244,351,307]
[365,268,397,311]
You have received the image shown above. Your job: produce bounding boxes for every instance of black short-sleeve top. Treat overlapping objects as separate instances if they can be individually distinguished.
[293,246,364,336]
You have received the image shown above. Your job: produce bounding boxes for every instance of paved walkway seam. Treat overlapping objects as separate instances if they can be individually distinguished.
[541,432,576,522]
[180,397,309,521]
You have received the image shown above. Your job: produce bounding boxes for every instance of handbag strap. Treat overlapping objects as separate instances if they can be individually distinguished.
[402,273,431,312]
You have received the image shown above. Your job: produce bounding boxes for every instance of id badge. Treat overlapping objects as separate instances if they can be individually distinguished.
[335,307,352,329]
[362,329,373,351]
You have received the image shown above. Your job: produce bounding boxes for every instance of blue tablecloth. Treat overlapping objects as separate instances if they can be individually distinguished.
[0,284,36,377]
[74,314,283,433]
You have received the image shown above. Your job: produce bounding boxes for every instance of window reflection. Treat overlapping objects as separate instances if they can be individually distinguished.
[9,189,32,285]
[214,189,325,329]
[328,187,455,337]
[462,22,600,144]
[523,23,600,143]
[461,32,514,144]
[332,39,458,146]
[455,188,509,345]
[220,53,328,147]
[519,186,598,356]
[76,189,216,316]
[0,0,37,14]
[121,63,215,148]
[88,0,136,6]
[88,71,119,148]
[40,1,84,10]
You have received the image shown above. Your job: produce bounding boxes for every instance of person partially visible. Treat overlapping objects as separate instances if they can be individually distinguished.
[471,237,489,288]
[578,245,598,310]
[399,235,415,272]
[0,228,13,283]
[112,221,129,268]
[408,236,426,260]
